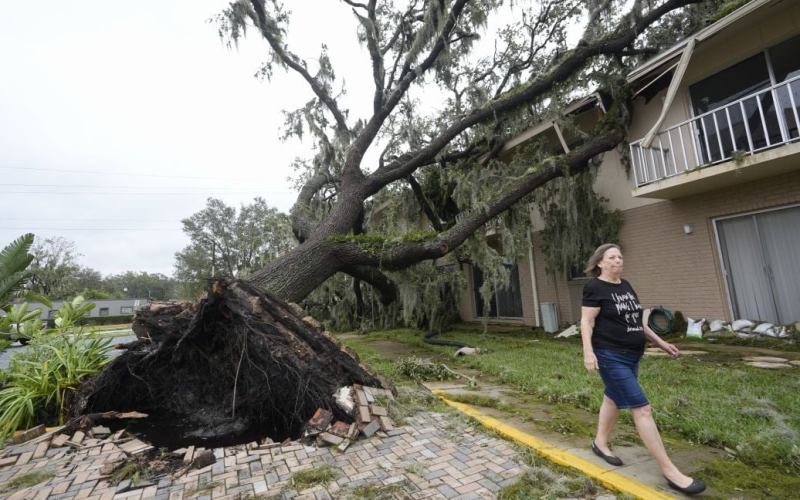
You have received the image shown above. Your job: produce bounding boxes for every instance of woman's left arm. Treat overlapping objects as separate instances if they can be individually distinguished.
[643,322,680,357]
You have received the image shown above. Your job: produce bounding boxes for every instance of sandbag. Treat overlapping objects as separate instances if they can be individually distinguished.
[709,320,728,333]
[731,319,754,332]
[686,318,705,339]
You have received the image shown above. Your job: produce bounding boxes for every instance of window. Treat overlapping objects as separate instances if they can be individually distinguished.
[99,308,109,317]
[472,262,524,318]
[120,306,133,314]
[689,53,772,161]
[770,35,800,140]
[689,35,800,162]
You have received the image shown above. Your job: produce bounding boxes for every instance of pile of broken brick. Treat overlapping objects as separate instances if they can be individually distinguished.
[300,384,395,453]
[0,385,398,498]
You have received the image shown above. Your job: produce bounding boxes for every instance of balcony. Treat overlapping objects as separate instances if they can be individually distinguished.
[630,75,800,199]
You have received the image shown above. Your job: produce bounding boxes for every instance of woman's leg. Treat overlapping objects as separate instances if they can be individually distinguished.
[630,404,693,487]
[595,394,619,455]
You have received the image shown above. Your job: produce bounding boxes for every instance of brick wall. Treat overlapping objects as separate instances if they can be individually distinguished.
[539,171,800,323]
[617,171,800,322]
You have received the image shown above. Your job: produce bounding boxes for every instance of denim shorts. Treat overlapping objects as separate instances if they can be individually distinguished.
[594,348,649,409]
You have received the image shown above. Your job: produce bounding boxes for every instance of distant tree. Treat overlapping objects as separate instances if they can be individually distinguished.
[173,197,294,297]
[104,271,176,300]
[28,237,82,300]
[74,267,104,293]
[79,289,114,300]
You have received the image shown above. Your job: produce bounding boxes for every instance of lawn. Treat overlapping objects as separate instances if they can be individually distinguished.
[340,326,800,497]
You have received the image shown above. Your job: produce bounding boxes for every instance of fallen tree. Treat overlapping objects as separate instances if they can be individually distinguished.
[70,0,724,446]
[70,280,391,445]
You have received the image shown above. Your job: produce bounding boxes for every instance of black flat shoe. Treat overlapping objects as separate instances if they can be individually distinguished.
[591,441,623,466]
[665,476,707,495]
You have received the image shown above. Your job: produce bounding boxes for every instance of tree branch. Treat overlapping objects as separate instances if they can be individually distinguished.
[338,0,471,187]
[352,0,384,114]
[341,265,397,305]
[291,170,336,243]
[406,174,443,232]
[249,0,349,135]
[338,126,626,269]
[341,0,368,11]
[364,0,701,196]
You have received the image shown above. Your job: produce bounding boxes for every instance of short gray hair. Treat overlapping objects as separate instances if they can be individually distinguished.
[584,243,620,277]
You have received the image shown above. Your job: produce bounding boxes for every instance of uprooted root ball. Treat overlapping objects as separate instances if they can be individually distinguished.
[70,279,392,447]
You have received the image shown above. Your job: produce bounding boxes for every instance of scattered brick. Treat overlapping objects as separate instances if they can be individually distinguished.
[361,420,381,438]
[308,408,333,430]
[369,405,388,416]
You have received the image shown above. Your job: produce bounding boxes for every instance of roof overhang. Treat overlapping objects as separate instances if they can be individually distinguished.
[627,0,778,85]
[498,93,601,155]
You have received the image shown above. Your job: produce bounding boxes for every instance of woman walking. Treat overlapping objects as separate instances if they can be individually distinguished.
[580,243,706,495]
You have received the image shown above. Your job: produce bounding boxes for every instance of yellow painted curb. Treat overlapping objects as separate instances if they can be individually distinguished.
[432,390,673,500]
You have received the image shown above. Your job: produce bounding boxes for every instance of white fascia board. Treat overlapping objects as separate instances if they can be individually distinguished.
[627,0,774,84]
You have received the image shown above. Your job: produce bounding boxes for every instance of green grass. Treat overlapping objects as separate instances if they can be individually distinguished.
[696,457,800,499]
[185,481,222,496]
[438,393,517,413]
[110,462,153,485]
[498,448,601,499]
[0,471,54,492]
[346,482,404,499]
[346,328,800,473]
[290,463,337,490]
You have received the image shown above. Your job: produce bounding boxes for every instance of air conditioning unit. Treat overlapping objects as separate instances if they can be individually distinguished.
[541,302,559,333]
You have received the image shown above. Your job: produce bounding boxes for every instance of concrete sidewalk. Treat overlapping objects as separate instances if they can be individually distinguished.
[423,379,722,499]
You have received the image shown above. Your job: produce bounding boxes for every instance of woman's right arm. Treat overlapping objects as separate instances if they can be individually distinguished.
[581,306,601,374]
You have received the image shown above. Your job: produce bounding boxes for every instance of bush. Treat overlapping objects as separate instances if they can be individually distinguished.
[77,315,133,327]
[672,310,688,336]
[0,332,114,441]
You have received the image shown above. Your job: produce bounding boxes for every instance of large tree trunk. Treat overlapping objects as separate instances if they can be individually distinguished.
[71,279,391,447]
[248,239,342,303]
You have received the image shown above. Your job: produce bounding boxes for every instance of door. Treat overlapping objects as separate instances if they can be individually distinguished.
[717,206,800,324]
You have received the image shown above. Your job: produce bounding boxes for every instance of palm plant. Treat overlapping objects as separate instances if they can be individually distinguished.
[0,234,37,309]
[0,233,52,309]
[0,333,114,440]
[0,234,51,345]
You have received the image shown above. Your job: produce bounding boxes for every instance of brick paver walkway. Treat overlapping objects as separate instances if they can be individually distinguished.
[1,412,527,500]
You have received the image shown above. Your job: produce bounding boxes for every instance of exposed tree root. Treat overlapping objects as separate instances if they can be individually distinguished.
[70,279,392,446]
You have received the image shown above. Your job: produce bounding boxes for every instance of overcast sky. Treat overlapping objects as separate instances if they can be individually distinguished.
[1,1,584,278]
[0,0,380,276]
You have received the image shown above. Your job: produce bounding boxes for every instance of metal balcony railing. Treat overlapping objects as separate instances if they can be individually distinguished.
[630,74,800,187]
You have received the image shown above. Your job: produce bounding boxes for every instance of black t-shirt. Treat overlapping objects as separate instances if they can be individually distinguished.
[582,278,646,354]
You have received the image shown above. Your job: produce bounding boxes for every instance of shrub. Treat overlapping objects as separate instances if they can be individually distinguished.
[0,332,114,442]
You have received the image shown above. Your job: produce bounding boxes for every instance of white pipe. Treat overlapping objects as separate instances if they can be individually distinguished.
[527,227,541,327]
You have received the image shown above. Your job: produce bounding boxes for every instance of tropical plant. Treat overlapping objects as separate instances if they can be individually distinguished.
[0,332,114,442]
[0,303,45,345]
[0,234,52,347]
[53,296,96,330]
[0,234,50,310]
